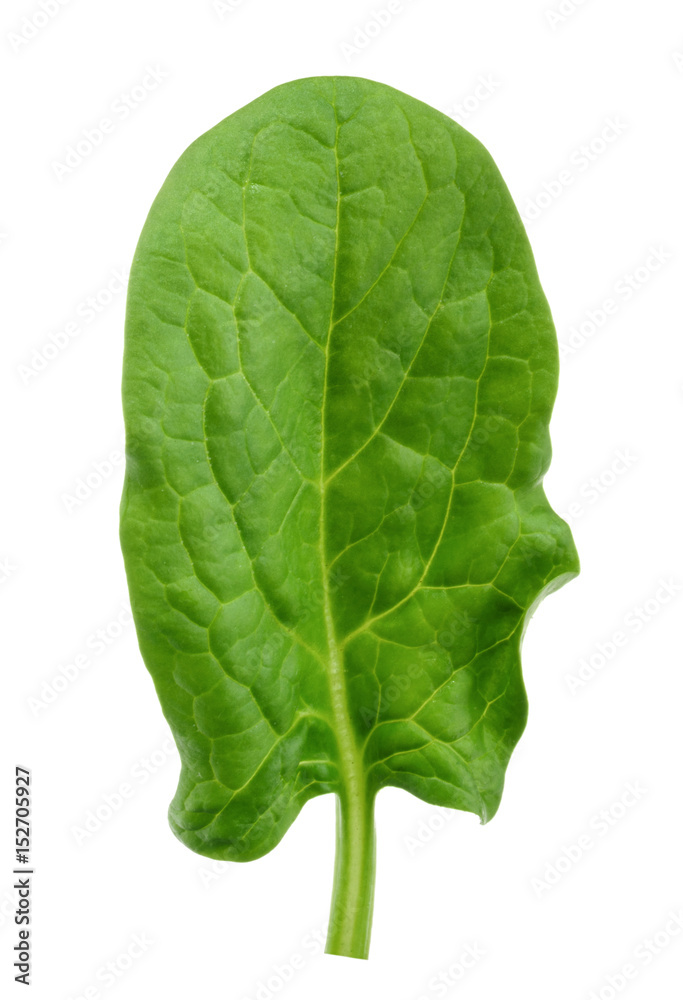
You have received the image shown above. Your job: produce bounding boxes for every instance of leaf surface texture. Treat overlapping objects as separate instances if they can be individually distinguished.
[121,76,579,865]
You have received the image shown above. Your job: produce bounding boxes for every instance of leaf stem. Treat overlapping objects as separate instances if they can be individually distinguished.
[325,786,376,959]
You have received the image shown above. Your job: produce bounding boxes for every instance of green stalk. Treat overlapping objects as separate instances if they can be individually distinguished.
[325,786,376,959]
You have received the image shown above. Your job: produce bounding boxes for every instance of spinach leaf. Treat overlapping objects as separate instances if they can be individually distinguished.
[120,76,578,959]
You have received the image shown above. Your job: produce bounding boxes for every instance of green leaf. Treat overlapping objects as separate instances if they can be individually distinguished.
[120,76,578,959]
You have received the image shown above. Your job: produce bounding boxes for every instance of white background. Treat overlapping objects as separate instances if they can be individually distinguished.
[2,1,682,998]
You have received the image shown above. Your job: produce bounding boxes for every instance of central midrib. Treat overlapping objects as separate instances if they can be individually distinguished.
[319,92,368,843]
